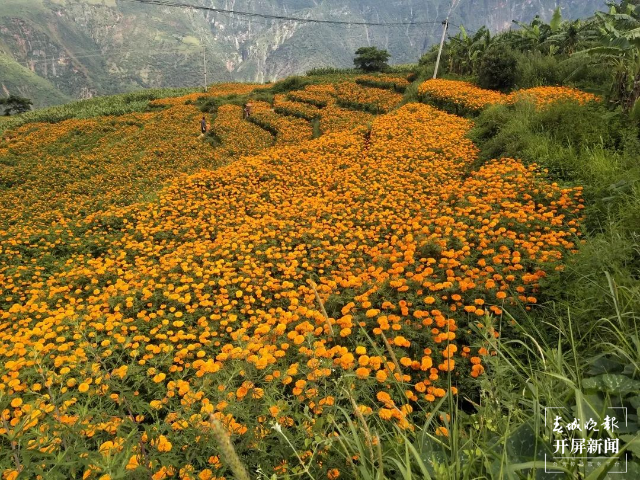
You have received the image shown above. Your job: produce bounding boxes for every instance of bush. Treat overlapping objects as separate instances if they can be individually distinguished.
[198,94,245,113]
[269,76,312,94]
[514,51,612,92]
[248,91,275,104]
[0,95,33,115]
[418,46,440,68]
[514,51,564,88]
[386,64,419,75]
[558,55,612,91]
[306,67,361,76]
[471,101,638,162]
[477,46,518,91]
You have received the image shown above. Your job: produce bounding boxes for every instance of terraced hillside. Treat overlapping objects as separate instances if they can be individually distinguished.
[1,74,637,479]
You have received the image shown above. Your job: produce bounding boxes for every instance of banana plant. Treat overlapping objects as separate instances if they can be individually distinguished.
[545,18,601,55]
[576,1,640,112]
[447,26,494,76]
[511,14,554,51]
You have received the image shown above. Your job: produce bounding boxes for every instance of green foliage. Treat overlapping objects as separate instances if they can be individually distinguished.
[355,77,408,93]
[418,46,439,69]
[0,94,33,115]
[353,47,391,72]
[417,3,633,98]
[576,0,640,112]
[446,26,495,77]
[477,45,518,91]
[197,93,246,113]
[387,64,419,76]
[306,67,362,76]
[0,87,200,135]
[513,51,611,91]
[469,98,640,325]
[248,91,275,104]
[269,76,312,94]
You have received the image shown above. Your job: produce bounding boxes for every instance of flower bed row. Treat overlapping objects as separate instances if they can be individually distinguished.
[248,101,314,145]
[212,105,274,156]
[355,74,411,92]
[418,79,600,113]
[334,82,403,114]
[273,95,322,120]
[287,84,337,107]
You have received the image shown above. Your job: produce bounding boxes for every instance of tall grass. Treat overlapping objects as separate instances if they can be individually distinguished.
[0,86,202,135]
[294,96,640,479]
[321,278,639,479]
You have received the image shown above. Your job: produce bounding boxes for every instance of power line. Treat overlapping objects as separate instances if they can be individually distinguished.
[5,20,438,69]
[121,0,444,27]
[7,46,201,67]
[4,1,443,77]
[7,21,436,68]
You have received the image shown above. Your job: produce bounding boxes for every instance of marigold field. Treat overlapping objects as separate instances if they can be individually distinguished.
[0,76,594,479]
[418,79,600,113]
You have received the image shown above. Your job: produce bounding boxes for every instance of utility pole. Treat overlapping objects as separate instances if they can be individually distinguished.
[433,18,449,79]
[202,39,207,92]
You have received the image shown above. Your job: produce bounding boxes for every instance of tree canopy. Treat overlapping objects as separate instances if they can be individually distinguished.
[0,95,33,116]
[354,47,391,72]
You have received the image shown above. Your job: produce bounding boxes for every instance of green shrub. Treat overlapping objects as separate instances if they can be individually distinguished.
[248,91,275,104]
[306,67,362,76]
[514,51,564,88]
[198,94,246,113]
[471,101,638,162]
[477,46,518,91]
[386,64,419,76]
[514,51,612,92]
[558,55,612,91]
[269,76,312,94]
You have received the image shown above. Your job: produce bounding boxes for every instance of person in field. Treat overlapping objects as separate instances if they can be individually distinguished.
[244,103,253,119]
[200,116,207,135]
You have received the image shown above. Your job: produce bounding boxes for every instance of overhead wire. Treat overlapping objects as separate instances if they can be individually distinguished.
[6,46,204,68]
[183,0,442,59]
[121,0,445,27]
[6,0,451,74]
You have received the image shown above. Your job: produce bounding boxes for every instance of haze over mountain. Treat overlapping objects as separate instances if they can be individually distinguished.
[0,0,605,107]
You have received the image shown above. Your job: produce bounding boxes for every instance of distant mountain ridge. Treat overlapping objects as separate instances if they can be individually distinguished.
[0,0,606,107]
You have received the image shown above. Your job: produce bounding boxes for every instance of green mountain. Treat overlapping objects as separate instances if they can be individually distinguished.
[0,52,70,108]
[0,0,606,107]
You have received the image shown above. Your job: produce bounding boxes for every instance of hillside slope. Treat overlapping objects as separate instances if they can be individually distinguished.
[0,53,70,108]
[0,0,605,106]
[4,74,637,478]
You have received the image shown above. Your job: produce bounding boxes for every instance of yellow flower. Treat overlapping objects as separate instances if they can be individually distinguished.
[156,435,172,452]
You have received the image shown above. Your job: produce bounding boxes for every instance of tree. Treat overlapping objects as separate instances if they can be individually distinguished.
[353,47,391,72]
[477,45,519,91]
[0,95,33,116]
